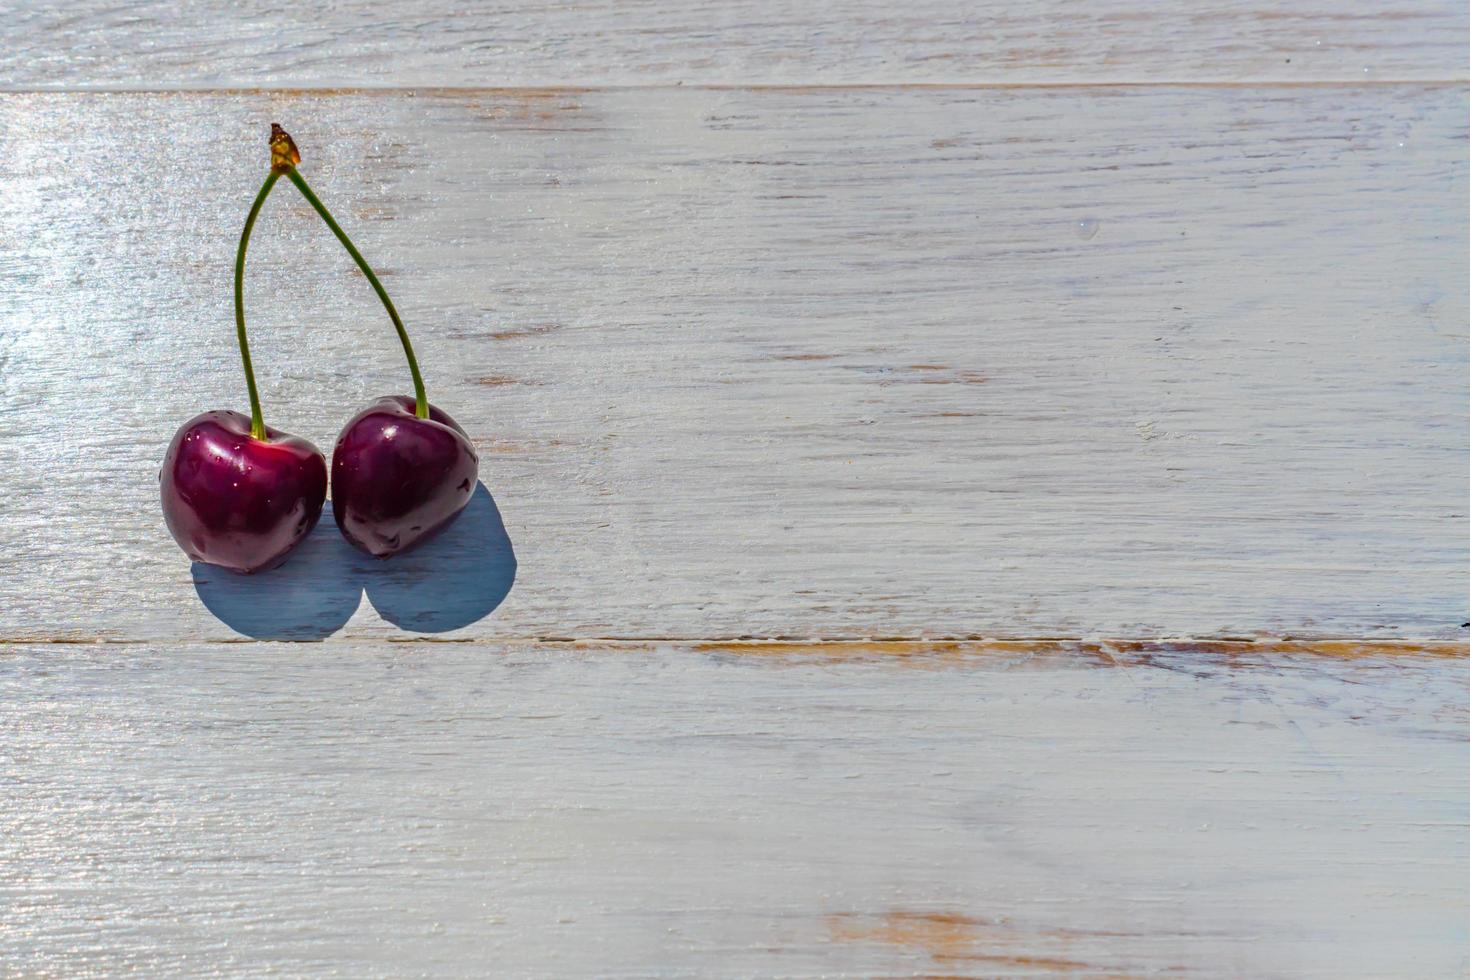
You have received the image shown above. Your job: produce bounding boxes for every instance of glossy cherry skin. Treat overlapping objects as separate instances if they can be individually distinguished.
[160,410,328,574]
[331,395,479,558]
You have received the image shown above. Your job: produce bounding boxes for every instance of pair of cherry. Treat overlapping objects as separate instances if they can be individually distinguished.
[161,126,479,574]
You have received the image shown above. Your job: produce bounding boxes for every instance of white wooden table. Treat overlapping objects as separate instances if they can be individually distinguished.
[4,4,1470,976]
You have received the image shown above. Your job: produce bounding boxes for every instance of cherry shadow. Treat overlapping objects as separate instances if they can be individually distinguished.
[192,484,515,639]
[363,484,517,632]
[192,502,368,641]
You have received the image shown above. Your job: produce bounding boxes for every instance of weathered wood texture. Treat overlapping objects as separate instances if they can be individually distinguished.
[3,1,1469,88]
[4,643,1468,976]
[3,87,1469,641]
[6,6,1470,977]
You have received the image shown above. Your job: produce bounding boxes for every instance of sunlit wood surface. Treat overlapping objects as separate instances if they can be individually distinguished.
[4,0,1469,86]
[6,86,1470,642]
[6,642,1470,976]
[3,5,1470,977]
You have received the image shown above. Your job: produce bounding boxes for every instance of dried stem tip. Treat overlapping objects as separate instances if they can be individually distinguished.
[270,123,301,172]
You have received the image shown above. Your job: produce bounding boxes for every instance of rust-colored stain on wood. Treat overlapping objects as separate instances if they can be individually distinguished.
[917,370,988,385]
[467,89,588,124]
[695,639,1025,663]
[827,911,1145,974]
[473,375,541,386]
[351,205,397,221]
[692,638,1470,666]
[486,323,562,341]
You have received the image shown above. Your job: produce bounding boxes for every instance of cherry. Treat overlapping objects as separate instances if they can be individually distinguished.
[331,396,478,557]
[275,126,482,559]
[161,412,327,573]
[161,125,325,574]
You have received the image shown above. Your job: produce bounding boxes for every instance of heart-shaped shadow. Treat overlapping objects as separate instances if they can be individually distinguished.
[193,483,515,639]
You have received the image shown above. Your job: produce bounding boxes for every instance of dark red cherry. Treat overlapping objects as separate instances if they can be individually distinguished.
[331,396,479,558]
[161,410,328,574]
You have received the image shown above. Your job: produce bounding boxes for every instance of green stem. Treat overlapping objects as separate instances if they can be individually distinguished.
[235,170,281,440]
[284,167,429,419]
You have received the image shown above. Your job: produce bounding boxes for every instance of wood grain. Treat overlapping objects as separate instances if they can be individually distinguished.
[3,1,1469,89]
[3,87,1470,642]
[6,10,1470,975]
[3,642,1468,976]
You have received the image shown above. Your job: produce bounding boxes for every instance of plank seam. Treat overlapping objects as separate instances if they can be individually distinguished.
[3,637,1468,657]
[2,80,1468,96]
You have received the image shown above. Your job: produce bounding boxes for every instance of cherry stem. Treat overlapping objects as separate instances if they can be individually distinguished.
[235,170,281,440]
[283,167,429,419]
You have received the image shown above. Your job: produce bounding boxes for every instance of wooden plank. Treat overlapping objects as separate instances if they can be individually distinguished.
[3,2,1469,88]
[2,641,1468,975]
[3,86,1470,642]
